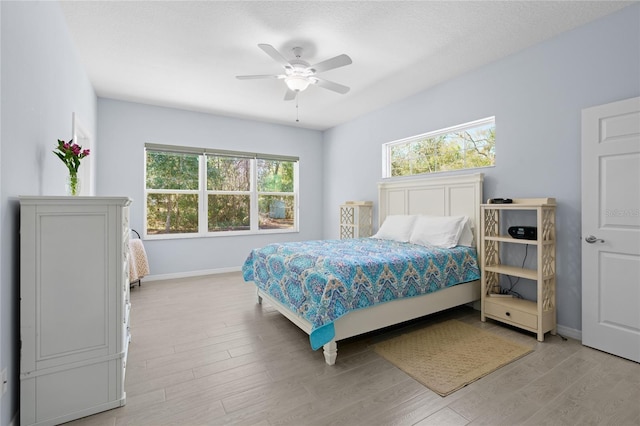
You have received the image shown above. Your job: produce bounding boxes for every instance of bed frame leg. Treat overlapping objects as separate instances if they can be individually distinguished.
[323,341,337,365]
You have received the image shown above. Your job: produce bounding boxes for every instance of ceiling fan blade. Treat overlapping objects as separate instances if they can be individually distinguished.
[236,74,283,80]
[309,54,352,74]
[312,78,350,94]
[284,89,297,101]
[258,44,292,70]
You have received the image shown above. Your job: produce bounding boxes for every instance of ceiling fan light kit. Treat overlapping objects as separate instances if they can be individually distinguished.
[285,75,311,92]
[237,44,352,100]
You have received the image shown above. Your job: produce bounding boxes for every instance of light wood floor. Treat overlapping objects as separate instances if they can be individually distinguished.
[67,273,640,426]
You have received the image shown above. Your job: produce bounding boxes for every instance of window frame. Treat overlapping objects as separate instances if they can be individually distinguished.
[382,116,495,178]
[144,144,299,240]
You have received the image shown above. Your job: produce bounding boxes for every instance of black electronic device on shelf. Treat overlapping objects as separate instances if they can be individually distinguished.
[508,226,537,240]
[488,198,513,204]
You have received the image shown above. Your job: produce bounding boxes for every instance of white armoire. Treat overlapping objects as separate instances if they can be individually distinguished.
[19,196,132,426]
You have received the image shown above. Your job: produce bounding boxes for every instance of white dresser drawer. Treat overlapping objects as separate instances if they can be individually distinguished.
[484,299,537,330]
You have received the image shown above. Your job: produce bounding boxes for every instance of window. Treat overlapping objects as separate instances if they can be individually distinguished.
[382,117,495,178]
[145,144,298,238]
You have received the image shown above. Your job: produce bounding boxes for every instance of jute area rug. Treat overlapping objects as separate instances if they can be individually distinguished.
[373,319,534,396]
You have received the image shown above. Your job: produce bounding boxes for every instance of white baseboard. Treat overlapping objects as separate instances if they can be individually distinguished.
[556,324,582,341]
[143,266,241,282]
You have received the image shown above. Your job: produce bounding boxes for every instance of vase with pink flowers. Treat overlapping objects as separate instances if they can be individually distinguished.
[54,139,90,196]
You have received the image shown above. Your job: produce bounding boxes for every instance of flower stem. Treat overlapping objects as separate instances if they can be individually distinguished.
[68,173,79,196]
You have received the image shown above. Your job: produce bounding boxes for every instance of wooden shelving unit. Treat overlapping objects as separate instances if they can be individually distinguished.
[480,198,557,341]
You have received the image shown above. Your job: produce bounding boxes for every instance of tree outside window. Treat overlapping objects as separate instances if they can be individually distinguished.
[384,117,495,178]
[146,151,199,234]
[145,146,298,238]
[207,155,251,232]
[257,159,295,230]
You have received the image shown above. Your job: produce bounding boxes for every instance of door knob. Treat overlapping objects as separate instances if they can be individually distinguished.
[585,235,605,244]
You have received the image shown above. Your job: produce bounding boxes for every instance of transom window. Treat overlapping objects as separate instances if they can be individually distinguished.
[383,117,495,178]
[144,144,298,238]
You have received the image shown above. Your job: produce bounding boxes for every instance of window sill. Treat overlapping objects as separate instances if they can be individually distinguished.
[143,228,299,240]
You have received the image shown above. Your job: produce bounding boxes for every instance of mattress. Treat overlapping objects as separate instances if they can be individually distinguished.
[242,238,480,349]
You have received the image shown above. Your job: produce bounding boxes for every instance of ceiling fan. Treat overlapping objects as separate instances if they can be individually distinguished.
[236,44,352,100]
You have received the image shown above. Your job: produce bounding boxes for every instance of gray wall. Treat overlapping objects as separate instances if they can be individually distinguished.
[0,1,97,424]
[322,4,640,333]
[97,99,324,277]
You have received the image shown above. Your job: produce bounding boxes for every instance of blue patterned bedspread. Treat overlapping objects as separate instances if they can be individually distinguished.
[242,238,480,350]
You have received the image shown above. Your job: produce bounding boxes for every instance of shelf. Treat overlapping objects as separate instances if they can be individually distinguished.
[484,264,538,280]
[481,197,556,208]
[485,295,537,314]
[480,198,556,341]
[484,235,535,244]
[484,235,555,245]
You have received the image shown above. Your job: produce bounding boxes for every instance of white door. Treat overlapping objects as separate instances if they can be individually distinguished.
[582,96,640,363]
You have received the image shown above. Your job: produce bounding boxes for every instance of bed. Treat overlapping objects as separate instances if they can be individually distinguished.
[242,173,484,365]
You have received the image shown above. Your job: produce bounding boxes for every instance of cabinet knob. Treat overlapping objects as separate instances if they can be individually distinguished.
[505,312,511,317]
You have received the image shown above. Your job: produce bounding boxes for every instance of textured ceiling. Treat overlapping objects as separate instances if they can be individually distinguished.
[59,1,634,130]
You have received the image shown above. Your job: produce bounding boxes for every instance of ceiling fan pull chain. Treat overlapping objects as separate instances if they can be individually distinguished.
[296,95,300,122]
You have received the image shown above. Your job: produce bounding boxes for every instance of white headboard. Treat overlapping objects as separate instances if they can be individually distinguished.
[378,173,484,246]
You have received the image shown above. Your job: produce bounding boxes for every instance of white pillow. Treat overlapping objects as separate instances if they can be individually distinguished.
[409,215,468,249]
[457,218,475,247]
[372,215,417,242]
